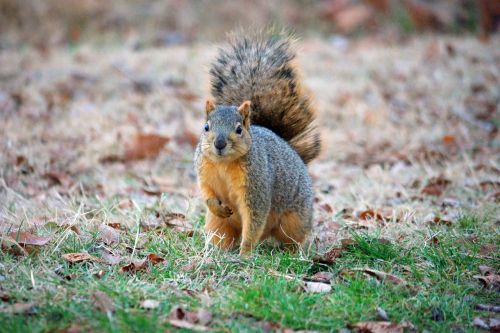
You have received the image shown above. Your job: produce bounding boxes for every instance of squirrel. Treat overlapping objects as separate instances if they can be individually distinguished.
[194,31,320,255]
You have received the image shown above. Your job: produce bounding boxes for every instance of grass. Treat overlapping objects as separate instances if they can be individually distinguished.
[1,203,498,332]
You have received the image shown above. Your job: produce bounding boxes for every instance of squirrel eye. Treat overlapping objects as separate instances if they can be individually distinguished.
[204,123,209,132]
[235,125,243,135]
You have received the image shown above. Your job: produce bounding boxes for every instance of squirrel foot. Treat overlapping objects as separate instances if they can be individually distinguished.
[206,198,233,218]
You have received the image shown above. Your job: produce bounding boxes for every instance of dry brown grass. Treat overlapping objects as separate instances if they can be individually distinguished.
[0,35,499,250]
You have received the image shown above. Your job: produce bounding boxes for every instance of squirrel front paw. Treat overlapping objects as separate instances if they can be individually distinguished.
[206,198,233,218]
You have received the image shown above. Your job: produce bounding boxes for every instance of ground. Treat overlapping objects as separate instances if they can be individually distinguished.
[0,35,499,332]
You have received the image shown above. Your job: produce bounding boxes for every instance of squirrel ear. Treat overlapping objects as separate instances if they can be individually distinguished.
[237,101,251,128]
[205,99,216,117]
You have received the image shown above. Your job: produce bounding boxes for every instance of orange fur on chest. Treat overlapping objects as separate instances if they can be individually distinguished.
[199,157,247,211]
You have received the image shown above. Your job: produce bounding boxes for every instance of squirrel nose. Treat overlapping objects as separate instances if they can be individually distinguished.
[214,135,227,150]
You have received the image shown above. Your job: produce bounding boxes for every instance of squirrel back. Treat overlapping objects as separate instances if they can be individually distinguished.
[209,31,320,164]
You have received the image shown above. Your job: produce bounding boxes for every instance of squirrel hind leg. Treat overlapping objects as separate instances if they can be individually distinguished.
[271,211,309,251]
[205,212,239,250]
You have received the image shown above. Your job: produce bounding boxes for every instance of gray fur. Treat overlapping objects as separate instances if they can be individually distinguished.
[244,126,313,230]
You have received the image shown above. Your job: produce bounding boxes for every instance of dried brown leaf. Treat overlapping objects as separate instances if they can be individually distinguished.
[474,273,500,291]
[9,231,51,246]
[168,305,211,331]
[358,209,384,221]
[107,222,122,229]
[320,203,333,213]
[124,133,169,161]
[479,265,496,276]
[43,171,74,188]
[97,224,120,245]
[62,252,102,263]
[349,321,405,333]
[355,268,407,286]
[313,247,346,265]
[442,134,456,145]
[99,249,121,265]
[307,271,334,283]
[147,253,165,264]
[421,176,450,196]
[121,259,148,273]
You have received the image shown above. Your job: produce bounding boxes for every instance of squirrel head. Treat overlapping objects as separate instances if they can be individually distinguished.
[200,100,252,162]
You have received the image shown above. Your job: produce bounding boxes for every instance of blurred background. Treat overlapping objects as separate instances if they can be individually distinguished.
[1,0,499,49]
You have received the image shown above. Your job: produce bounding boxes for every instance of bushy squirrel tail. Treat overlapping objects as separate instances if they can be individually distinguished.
[209,30,320,164]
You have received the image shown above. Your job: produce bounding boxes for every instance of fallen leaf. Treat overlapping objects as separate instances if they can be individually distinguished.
[107,222,122,229]
[0,236,28,256]
[163,212,193,233]
[355,268,407,286]
[140,299,160,310]
[358,209,384,221]
[90,291,114,315]
[147,253,165,264]
[62,252,102,263]
[121,259,148,273]
[168,319,208,332]
[70,225,81,235]
[422,176,450,196]
[442,134,456,145]
[303,281,332,293]
[99,249,121,265]
[306,271,334,283]
[427,216,452,226]
[475,304,500,313]
[168,305,211,331]
[43,171,74,188]
[479,244,498,255]
[475,274,500,291]
[124,133,169,161]
[97,224,120,245]
[479,265,496,276]
[349,321,407,333]
[320,203,333,213]
[313,247,346,265]
[9,231,51,246]
[0,303,36,314]
[473,317,500,331]
[118,198,133,209]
